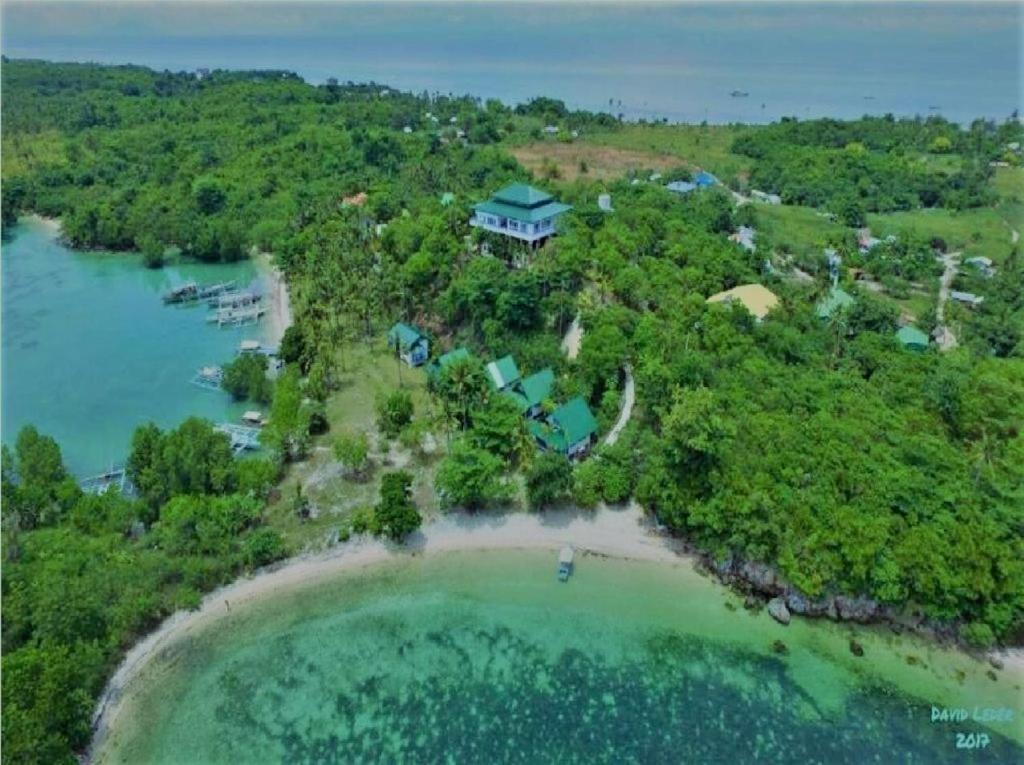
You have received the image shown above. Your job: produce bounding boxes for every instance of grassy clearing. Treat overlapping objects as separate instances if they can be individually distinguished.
[509,140,682,183]
[265,340,444,551]
[867,207,1013,264]
[755,203,845,259]
[584,124,755,183]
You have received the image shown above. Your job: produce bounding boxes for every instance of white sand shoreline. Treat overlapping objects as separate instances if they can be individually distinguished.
[21,212,62,234]
[88,504,688,760]
[255,250,292,347]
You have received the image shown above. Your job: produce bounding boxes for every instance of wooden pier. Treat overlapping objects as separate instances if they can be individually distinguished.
[191,365,224,390]
[215,423,262,454]
[80,465,134,496]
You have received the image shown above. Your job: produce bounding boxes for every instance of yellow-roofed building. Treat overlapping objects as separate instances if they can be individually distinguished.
[706,284,779,322]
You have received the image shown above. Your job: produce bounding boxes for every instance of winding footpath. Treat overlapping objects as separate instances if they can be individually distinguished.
[603,365,635,446]
[934,250,961,352]
[561,313,583,360]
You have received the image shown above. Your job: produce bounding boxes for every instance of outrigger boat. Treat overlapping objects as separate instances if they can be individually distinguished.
[162,281,199,304]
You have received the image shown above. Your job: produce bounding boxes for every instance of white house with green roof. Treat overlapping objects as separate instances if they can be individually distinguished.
[529,396,599,459]
[471,183,572,244]
[426,347,471,379]
[387,322,429,367]
[896,325,930,352]
[505,367,555,418]
[816,286,856,320]
[485,355,521,392]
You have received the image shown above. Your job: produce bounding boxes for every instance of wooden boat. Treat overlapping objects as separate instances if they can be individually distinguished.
[162,281,199,304]
[558,546,575,582]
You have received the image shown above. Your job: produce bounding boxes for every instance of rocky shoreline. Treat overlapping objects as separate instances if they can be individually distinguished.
[692,552,1015,664]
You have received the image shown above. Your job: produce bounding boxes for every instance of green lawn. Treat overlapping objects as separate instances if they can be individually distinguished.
[265,340,444,550]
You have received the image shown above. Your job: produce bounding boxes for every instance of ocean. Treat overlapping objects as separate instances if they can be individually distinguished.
[95,550,1024,764]
[2,1,1020,125]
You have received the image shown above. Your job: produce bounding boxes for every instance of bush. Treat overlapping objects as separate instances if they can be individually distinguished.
[525,452,572,509]
[375,471,421,541]
[962,622,996,649]
[243,527,286,569]
[572,459,603,508]
[435,439,510,510]
[334,430,370,478]
[376,390,414,439]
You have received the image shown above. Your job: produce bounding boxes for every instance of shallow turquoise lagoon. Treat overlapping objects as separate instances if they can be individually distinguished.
[1,217,270,474]
[99,551,1023,764]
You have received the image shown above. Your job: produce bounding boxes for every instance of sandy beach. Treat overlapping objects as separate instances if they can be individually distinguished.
[88,504,688,758]
[257,250,292,346]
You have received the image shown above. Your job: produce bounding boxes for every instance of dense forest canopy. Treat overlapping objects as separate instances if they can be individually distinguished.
[731,115,1018,220]
[2,59,1022,765]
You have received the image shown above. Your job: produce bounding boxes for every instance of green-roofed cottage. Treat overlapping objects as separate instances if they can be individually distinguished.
[896,325,930,352]
[485,355,521,392]
[427,347,471,379]
[529,396,599,458]
[470,183,572,244]
[504,367,555,418]
[387,322,429,367]
[816,286,856,320]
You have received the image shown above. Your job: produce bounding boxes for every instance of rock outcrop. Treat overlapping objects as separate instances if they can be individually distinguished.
[768,597,791,625]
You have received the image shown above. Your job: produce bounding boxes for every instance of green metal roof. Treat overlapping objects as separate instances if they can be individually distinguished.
[896,326,929,349]
[388,322,426,350]
[551,397,598,446]
[473,199,572,224]
[816,286,856,319]
[529,396,598,452]
[440,192,455,207]
[427,347,470,377]
[520,368,555,407]
[493,183,553,207]
[486,355,521,391]
[505,368,555,413]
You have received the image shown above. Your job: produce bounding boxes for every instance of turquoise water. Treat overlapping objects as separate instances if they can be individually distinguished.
[99,551,1024,764]
[1,217,270,475]
[2,2,1019,124]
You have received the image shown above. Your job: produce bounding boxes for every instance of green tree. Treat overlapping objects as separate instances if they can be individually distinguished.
[220,353,272,403]
[334,430,370,478]
[376,389,414,439]
[375,471,421,540]
[262,366,310,460]
[435,439,510,510]
[525,452,572,509]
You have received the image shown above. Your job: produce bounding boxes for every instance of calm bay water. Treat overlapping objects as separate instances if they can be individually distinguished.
[99,550,1023,764]
[1,217,269,475]
[2,2,1020,124]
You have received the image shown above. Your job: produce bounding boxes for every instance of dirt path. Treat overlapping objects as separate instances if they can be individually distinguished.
[934,251,961,351]
[603,365,635,446]
[561,313,583,360]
